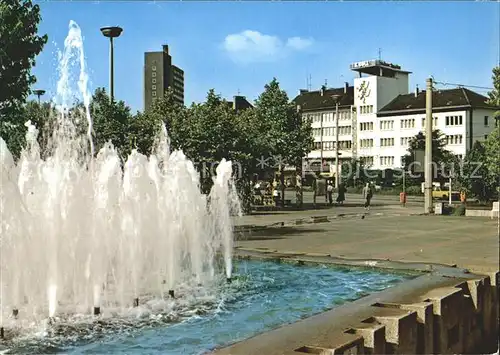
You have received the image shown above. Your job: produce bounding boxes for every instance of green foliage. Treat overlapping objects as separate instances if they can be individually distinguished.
[253,78,313,207]
[452,204,466,216]
[403,129,452,168]
[90,88,133,159]
[341,158,369,187]
[486,66,500,119]
[458,141,495,202]
[254,78,313,167]
[0,0,48,158]
[21,100,57,157]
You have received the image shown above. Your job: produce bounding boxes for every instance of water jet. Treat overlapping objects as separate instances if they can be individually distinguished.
[168,290,175,298]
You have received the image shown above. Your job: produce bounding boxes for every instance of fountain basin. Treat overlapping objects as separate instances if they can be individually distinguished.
[3,260,415,354]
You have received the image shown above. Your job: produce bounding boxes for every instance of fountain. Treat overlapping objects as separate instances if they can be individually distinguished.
[0,20,239,341]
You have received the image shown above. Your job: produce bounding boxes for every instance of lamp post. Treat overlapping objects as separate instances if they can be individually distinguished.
[100,26,123,103]
[424,77,434,214]
[331,94,342,188]
[33,89,46,105]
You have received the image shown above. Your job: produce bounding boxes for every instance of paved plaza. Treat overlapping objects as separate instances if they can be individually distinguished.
[234,194,499,274]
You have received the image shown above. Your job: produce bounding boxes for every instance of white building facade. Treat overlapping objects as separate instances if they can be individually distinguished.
[294,59,498,175]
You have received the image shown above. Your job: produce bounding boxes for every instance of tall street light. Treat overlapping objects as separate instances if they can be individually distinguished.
[100,26,123,103]
[33,89,46,105]
[331,94,342,188]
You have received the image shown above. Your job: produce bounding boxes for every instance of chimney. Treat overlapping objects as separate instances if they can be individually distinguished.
[415,85,419,97]
[162,45,169,54]
[320,85,326,96]
[344,82,349,93]
[298,89,308,95]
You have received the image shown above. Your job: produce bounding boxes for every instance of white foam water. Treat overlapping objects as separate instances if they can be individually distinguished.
[0,20,239,339]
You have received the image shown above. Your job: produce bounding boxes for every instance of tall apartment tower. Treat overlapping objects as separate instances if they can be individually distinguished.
[144,44,184,111]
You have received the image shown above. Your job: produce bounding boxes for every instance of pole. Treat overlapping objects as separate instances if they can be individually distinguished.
[424,77,434,214]
[320,112,324,174]
[335,102,340,188]
[402,169,406,207]
[449,176,452,205]
[109,37,114,103]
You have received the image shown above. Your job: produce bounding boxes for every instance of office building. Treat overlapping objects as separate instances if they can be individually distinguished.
[144,45,184,110]
[294,59,498,174]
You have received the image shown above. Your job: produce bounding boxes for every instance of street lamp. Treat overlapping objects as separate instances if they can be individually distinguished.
[33,89,46,104]
[100,26,123,103]
[331,94,342,188]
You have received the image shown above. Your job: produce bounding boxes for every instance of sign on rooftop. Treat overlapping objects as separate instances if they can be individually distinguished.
[350,60,377,70]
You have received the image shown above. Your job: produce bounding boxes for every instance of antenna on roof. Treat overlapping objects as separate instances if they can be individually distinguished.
[378,48,382,60]
[237,88,241,95]
[324,79,328,87]
[307,74,312,91]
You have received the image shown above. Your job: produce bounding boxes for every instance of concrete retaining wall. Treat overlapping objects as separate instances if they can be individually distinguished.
[214,271,499,355]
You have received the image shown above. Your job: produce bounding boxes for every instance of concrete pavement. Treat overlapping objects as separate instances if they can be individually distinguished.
[233,205,499,274]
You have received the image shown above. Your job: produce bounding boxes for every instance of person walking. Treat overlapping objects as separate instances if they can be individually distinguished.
[336,183,346,205]
[362,182,373,210]
[327,181,334,205]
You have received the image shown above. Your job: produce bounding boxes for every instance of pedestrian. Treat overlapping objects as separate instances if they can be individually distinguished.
[327,181,334,205]
[362,182,373,210]
[336,183,346,205]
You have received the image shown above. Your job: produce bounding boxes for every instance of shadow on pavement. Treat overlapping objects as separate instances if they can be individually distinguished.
[235,227,325,241]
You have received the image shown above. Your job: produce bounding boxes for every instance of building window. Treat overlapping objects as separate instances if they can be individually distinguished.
[422,117,438,127]
[400,137,411,146]
[446,134,463,145]
[360,156,374,165]
[445,115,463,126]
[380,138,395,147]
[152,91,157,97]
[338,140,352,150]
[152,78,157,84]
[360,122,374,131]
[152,72,157,78]
[380,120,394,130]
[360,139,373,148]
[152,85,156,90]
[379,156,395,166]
[400,119,415,129]
[152,66,156,71]
[484,116,489,126]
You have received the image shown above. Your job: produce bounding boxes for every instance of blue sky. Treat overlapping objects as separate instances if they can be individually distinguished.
[32,1,499,113]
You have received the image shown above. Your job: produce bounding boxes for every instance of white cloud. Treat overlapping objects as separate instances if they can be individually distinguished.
[286,37,314,51]
[223,30,314,64]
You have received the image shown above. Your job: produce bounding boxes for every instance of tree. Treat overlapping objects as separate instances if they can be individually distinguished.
[341,158,369,187]
[402,129,454,181]
[485,66,500,198]
[458,141,494,202]
[90,88,133,159]
[21,100,57,158]
[254,78,313,206]
[0,0,48,158]
[144,87,189,153]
